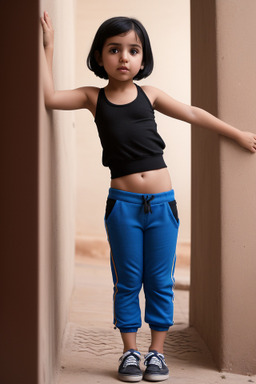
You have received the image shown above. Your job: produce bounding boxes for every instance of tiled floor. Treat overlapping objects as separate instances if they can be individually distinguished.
[57,256,255,384]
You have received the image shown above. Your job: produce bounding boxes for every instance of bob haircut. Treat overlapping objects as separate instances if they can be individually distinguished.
[87,16,154,80]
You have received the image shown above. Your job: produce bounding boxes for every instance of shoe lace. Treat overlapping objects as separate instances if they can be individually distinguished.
[119,351,141,368]
[144,351,165,368]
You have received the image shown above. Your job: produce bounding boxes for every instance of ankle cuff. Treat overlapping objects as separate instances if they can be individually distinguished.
[119,327,138,333]
[149,325,169,332]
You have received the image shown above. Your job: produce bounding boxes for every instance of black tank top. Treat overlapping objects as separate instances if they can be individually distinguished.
[94,84,167,179]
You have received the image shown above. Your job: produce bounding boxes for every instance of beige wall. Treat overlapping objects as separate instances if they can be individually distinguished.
[190,0,222,367]
[39,0,76,383]
[75,0,191,243]
[190,0,256,374]
[1,2,76,383]
[217,0,256,373]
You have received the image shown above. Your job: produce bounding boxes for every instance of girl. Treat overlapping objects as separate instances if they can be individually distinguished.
[41,12,256,383]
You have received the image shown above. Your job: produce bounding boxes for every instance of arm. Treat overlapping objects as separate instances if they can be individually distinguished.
[144,86,256,153]
[40,11,93,110]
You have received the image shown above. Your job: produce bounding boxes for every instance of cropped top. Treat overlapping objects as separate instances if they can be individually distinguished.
[94,84,167,179]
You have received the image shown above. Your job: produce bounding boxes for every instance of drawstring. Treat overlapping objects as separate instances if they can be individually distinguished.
[142,195,154,214]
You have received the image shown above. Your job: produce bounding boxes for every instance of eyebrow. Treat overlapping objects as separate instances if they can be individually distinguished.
[106,42,142,48]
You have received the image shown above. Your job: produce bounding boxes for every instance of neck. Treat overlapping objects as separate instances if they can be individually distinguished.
[105,78,135,92]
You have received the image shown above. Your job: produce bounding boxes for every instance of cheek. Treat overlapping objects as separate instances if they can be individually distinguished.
[103,56,117,69]
[133,56,143,68]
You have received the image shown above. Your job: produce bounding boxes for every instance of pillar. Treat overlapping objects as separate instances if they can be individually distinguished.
[190,0,256,374]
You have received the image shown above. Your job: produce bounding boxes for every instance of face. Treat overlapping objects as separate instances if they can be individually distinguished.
[97,30,144,82]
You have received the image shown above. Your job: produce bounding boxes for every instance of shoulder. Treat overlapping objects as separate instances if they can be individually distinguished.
[140,85,164,109]
[82,86,101,112]
[70,86,101,116]
[140,85,193,120]
[83,86,101,102]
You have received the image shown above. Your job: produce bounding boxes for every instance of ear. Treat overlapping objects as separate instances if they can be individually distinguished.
[140,63,144,70]
[94,50,103,66]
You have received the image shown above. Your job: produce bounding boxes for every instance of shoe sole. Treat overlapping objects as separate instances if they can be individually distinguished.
[118,373,143,382]
[143,373,169,382]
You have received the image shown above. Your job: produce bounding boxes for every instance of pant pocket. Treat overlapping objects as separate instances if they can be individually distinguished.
[105,198,117,221]
[168,200,179,223]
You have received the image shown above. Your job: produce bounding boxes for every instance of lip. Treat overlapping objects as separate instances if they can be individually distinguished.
[117,66,129,72]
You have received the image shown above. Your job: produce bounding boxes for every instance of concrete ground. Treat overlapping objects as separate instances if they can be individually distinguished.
[57,251,256,384]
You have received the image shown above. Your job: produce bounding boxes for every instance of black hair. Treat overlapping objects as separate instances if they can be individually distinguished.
[87,16,154,80]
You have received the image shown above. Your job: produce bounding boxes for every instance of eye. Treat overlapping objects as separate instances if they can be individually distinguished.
[109,48,119,54]
[130,49,139,55]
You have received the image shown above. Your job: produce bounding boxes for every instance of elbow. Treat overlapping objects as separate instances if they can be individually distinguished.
[45,104,53,111]
[45,99,52,110]
[189,106,203,125]
[44,100,54,110]
[44,93,55,110]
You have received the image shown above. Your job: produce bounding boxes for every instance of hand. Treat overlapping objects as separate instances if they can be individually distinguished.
[237,131,256,153]
[40,11,54,48]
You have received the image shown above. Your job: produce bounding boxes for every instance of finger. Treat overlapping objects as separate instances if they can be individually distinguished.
[43,12,50,27]
[40,16,48,30]
[44,11,49,20]
[44,11,53,29]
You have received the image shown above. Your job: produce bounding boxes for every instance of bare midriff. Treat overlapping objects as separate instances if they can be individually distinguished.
[110,168,173,194]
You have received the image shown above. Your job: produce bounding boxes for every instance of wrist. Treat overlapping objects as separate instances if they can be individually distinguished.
[233,128,243,142]
[44,44,54,52]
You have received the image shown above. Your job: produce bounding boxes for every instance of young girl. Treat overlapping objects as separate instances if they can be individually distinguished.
[41,12,256,383]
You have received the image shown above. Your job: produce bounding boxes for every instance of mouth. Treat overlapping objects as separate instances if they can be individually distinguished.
[117,66,129,72]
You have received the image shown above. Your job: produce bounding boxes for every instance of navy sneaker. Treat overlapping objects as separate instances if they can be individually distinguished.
[143,350,169,381]
[118,349,143,382]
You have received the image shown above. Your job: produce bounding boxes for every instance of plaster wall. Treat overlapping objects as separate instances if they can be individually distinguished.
[38,0,76,383]
[190,0,256,374]
[216,0,256,373]
[190,0,222,366]
[75,0,191,244]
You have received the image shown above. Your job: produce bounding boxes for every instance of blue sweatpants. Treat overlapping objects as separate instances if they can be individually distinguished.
[104,188,180,333]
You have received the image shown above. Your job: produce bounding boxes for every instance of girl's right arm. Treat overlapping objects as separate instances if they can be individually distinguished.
[40,11,97,111]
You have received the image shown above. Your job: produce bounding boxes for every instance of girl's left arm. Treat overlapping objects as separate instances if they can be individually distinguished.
[145,86,256,153]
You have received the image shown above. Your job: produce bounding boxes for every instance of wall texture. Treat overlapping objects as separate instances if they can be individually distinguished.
[38,1,76,383]
[75,0,191,244]
[217,0,256,373]
[2,1,76,382]
[190,0,222,367]
[190,0,256,374]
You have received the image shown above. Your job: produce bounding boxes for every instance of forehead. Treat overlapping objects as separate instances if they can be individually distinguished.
[104,30,142,47]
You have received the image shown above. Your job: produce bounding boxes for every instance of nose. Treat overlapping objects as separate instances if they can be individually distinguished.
[120,50,128,63]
